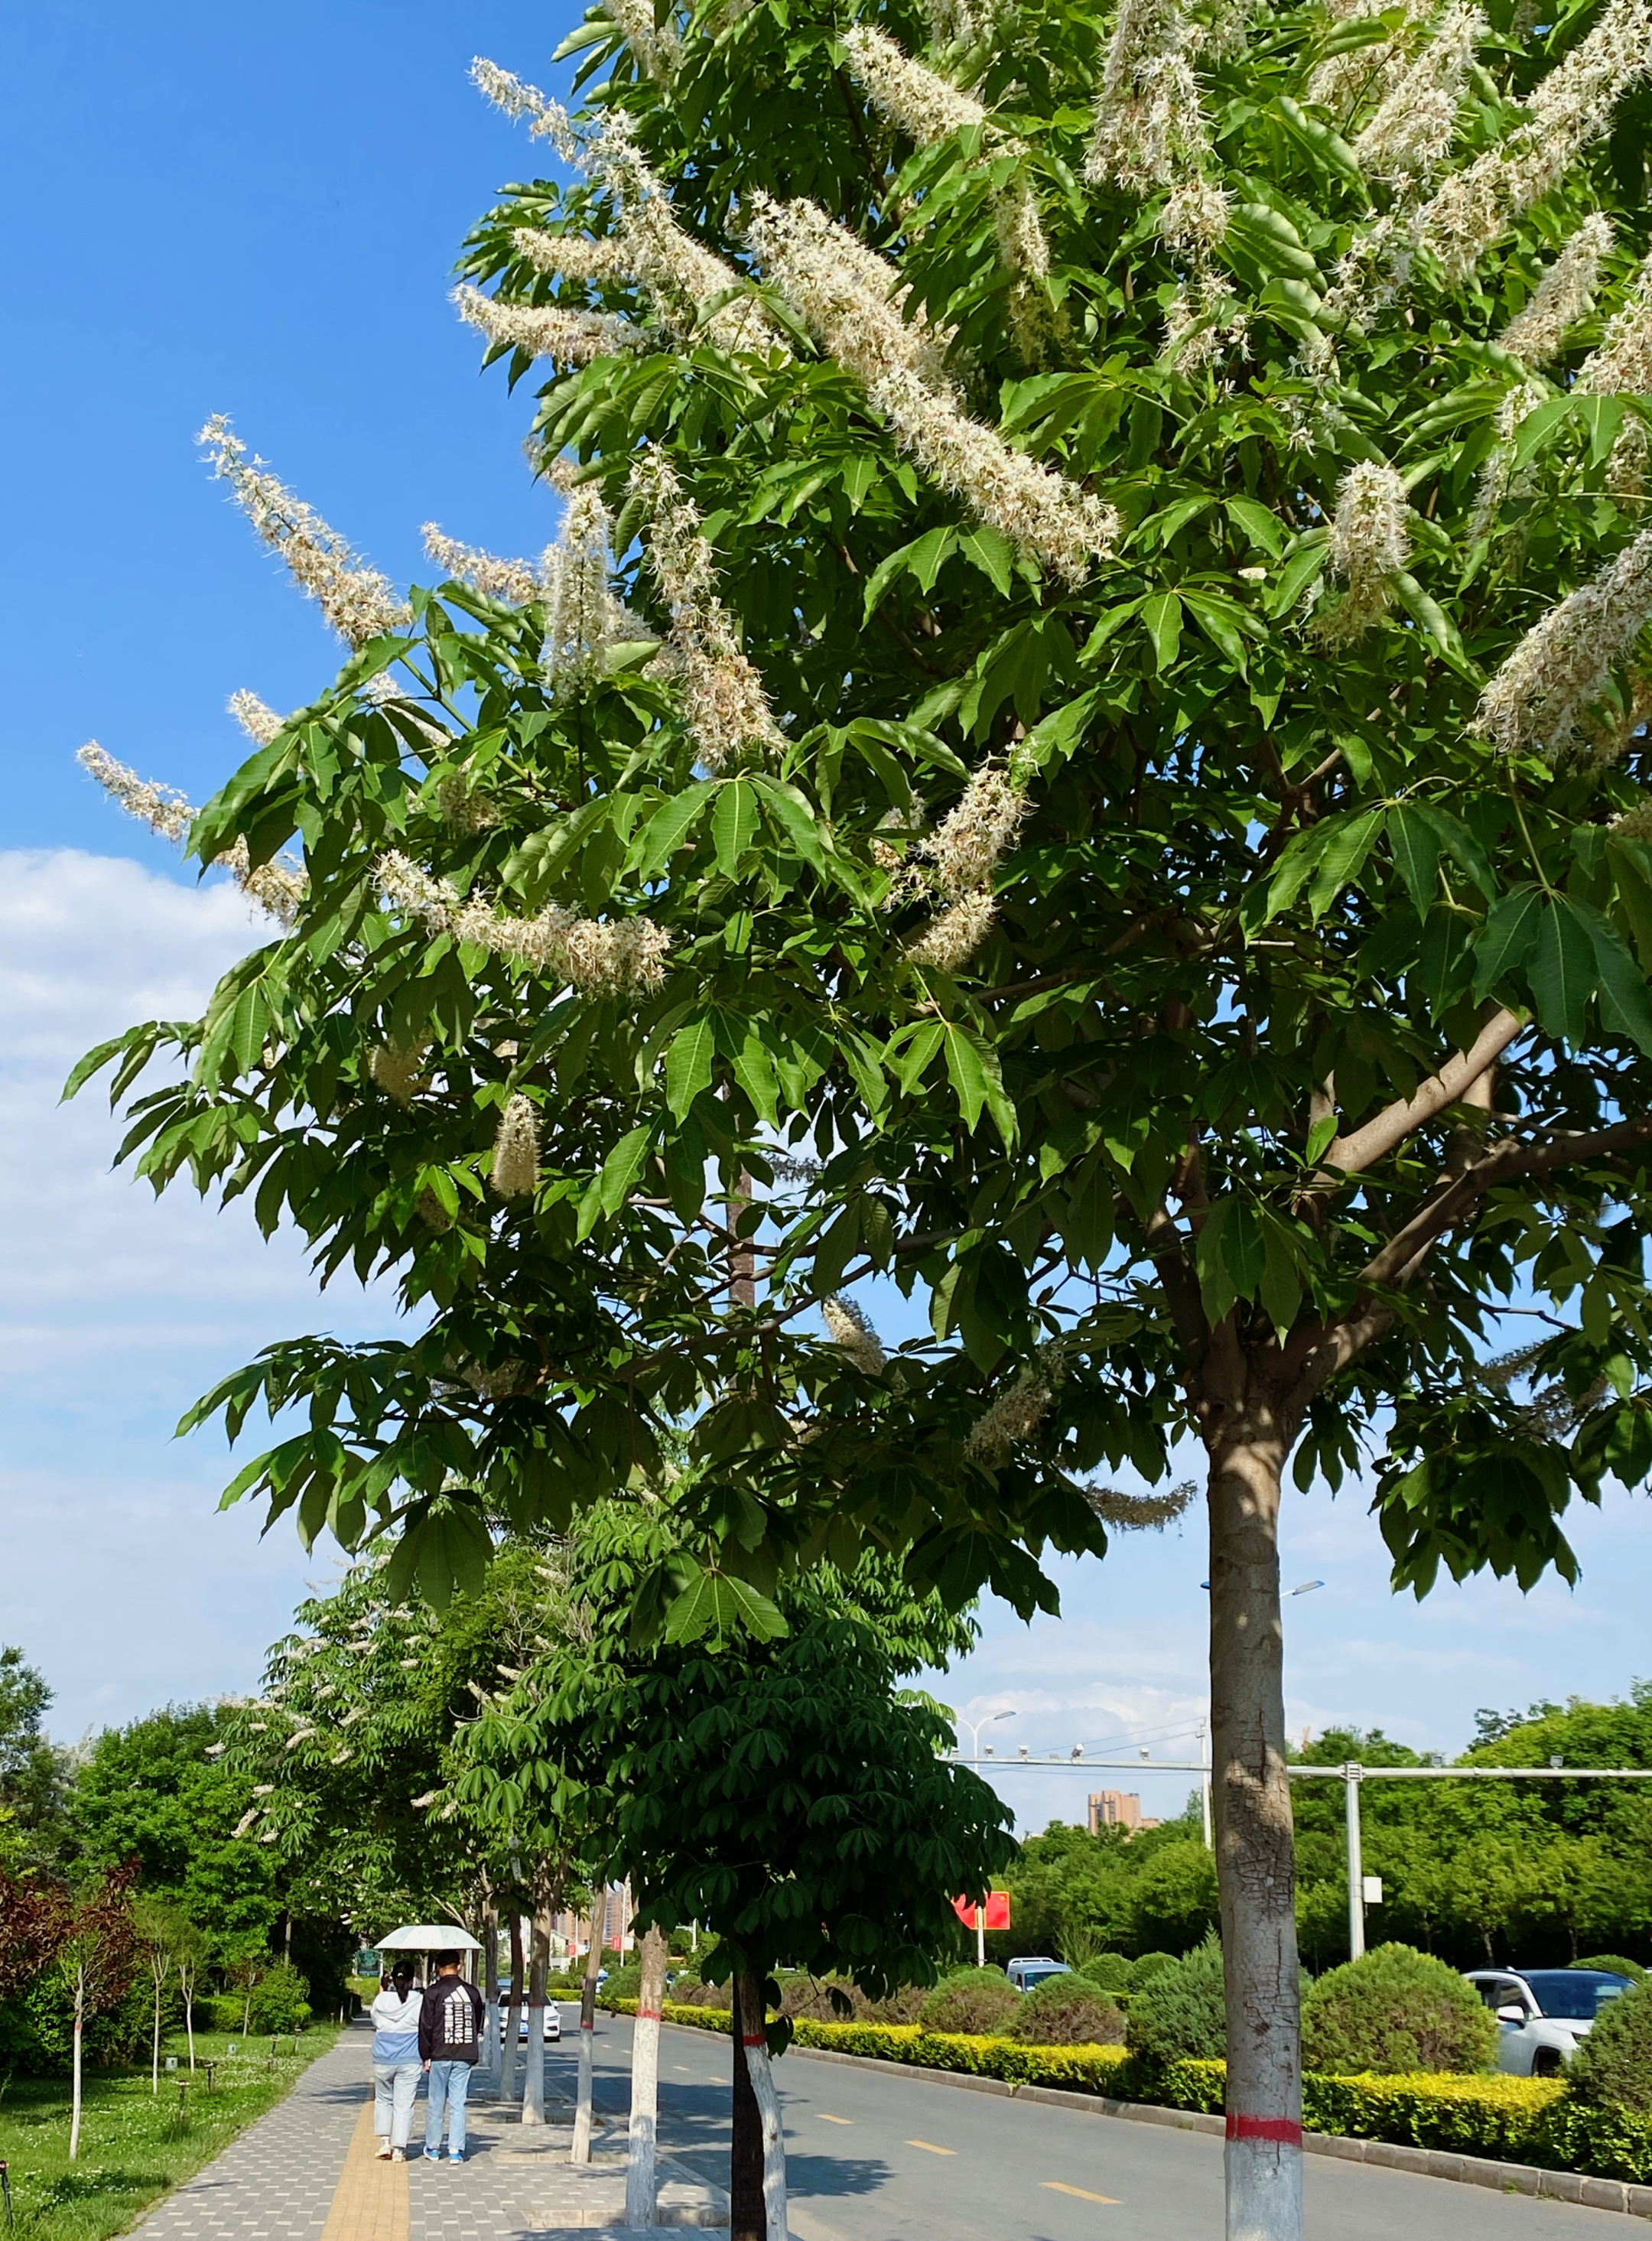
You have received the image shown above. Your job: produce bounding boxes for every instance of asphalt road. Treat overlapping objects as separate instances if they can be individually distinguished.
[539,2010,1630,2240]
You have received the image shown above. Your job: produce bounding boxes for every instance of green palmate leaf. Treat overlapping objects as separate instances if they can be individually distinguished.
[941,1022,1016,1148]
[1307,808,1383,919]
[665,1017,717,1117]
[1220,1198,1267,1298]
[711,776,759,876]
[1528,896,1597,1049]
[1573,901,1652,1057]
[1140,592,1183,673]
[662,1565,789,1647]
[1474,885,1545,999]
[1386,803,1440,918]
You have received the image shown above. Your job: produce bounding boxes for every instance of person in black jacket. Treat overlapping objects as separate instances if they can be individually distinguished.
[418,1951,488,2162]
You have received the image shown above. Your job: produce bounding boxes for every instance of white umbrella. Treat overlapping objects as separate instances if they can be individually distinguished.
[376,1924,482,1951]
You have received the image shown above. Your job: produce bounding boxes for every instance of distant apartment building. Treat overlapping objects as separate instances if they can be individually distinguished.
[1088,1789,1162,1837]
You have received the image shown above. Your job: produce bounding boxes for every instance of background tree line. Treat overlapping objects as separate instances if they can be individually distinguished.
[998,1689,1652,1977]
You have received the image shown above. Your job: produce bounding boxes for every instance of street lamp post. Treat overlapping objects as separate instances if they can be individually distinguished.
[1344,1763,1365,1960]
[954,1714,1014,1963]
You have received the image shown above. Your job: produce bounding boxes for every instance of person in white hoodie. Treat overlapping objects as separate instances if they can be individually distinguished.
[371,1964,424,2161]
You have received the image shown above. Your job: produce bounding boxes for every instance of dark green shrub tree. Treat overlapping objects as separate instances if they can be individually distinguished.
[71,0,1652,2227]
[1566,1976,1652,2113]
[1127,1934,1229,2066]
[919,1966,1023,2034]
[1006,1972,1125,2044]
[1301,1943,1498,2075]
[1080,1953,1133,1994]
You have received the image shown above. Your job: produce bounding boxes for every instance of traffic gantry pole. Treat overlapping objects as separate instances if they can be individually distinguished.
[1344,1762,1364,1961]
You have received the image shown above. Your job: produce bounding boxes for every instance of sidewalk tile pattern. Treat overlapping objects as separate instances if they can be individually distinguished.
[130,2024,373,2241]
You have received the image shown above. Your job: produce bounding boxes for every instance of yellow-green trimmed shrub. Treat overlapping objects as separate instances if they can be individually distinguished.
[1006,1974,1124,2045]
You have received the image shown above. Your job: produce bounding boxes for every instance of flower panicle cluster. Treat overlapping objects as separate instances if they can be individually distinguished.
[1468,376,1549,543]
[1501,214,1614,369]
[453,283,642,368]
[1314,461,1411,643]
[512,227,629,285]
[1083,0,1211,197]
[841,25,1054,353]
[1477,525,1652,756]
[964,1354,1060,1462]
[422,525,547,607]
[603,0,684,80]
[229,690,285,746]
[1351,0,1486,184]
[491,1094,541,1199]
[197,416,411,649]
[627,450,785,769]
[746,194,1116,581]
[822,1294,887,1374]
[368,1042,428,1106]
[376,852,672,997]
[79,744,307,927]
[545,480,649,688]
[1085,1479,1198,1530]
[1578,248,1652,395]
[585,118,788,356]
[891,763,1026,969]
[1306,0,1423,112]
[1410,0,1652,282]
[469,57,580,160]
[900,889,1000,971]
[841,24,987,142]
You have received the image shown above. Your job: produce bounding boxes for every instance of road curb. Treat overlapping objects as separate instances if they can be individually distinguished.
[766,2038,1652,2218]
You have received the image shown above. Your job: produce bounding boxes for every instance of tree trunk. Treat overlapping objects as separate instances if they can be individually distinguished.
[502,1914,524,2105]
[1208,1414,1302,2241]
[730,1973,768,2241]
[151,1966,163,2096]
[742,1984,790,2241]
[626,1924,669,2228]
[70,1966,85,2162]
[483,1905,500,2074]
[571,1888,605,2165]
[182,1966,197,2073]
[522,1915,549,2125]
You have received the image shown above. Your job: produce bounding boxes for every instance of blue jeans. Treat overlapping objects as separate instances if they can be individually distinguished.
[424,2060,473,2155]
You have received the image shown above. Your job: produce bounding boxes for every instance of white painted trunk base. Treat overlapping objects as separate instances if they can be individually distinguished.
[521,2002,547,2125]
[1225,2133,1303,2241]
[571,2023,595,2163]
[743,2038,790,2241]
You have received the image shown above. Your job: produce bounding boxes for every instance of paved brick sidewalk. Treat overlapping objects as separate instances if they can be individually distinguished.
[130,2023,373,2241]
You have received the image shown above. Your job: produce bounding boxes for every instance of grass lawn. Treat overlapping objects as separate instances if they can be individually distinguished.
[0,2023,341,2241]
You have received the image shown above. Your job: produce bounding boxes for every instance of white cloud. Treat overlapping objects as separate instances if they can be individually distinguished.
[0,849,389,1732]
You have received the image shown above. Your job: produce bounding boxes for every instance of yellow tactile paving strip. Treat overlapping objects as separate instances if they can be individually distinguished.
[317,2101,408,2241]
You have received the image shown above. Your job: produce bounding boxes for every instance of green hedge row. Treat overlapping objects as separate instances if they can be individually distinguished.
[603,1999,1652,2183]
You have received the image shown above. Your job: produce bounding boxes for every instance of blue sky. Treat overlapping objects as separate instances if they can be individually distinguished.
[2,5,1649,1819]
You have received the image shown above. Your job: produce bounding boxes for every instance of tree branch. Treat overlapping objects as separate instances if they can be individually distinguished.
[1321,1007,1524,1178]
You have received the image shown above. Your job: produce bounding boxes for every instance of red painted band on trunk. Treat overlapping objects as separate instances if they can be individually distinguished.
[1226,2114,1303,2146]
[636,2006,662,2021]
[579,2018,594,2031]
[741,2031,767,2047]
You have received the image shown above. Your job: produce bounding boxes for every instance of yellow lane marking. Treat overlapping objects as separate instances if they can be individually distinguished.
[817,2114,852,2125]
[906,2140,954,2156]
[318,2101,409,2241]
[1043,2182,1120,2204]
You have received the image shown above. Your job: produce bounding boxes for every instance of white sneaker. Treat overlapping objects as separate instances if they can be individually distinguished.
[376,2144,392,2161]
[392,2148,406,2163]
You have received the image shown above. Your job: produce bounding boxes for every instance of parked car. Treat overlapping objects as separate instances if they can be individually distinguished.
[1004,1956,1072,1993]
[518,2002,562,2042]
[1465,1968,1634,2077]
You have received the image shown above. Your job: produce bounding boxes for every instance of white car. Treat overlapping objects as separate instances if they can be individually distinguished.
[513,2003,562,2041]
[1004,1956,1072,1993]
[1465,1968,1633,2077]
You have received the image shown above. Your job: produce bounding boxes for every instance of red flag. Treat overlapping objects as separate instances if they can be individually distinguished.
[951,1891,1011,1930]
